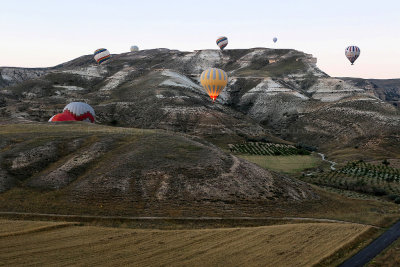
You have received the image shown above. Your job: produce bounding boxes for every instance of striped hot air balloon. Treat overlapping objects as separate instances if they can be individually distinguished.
[216,36,228,50]
[94,48,111,64]
[48,112,77,122]
[200,68,228,102]
[345,46,360,65]
[63,102,95,123]
[130,45,139,52]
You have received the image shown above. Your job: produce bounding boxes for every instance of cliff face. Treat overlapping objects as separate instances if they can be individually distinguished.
[0,67,49,88]
[1,48,399,152]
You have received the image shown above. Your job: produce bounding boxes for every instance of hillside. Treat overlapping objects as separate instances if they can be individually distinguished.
[1,48,399,158]
[0,123,318,216]
[340,77,400,107]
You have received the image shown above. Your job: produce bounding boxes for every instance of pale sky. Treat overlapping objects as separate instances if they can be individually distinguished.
[1,0,399,79]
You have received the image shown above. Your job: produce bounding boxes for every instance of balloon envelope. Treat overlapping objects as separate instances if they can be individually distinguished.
[200,68,228,102]
[94,48,111,64]
[345,46,360,65]
[273,37,278,43]
[49,112,77,122]
[130,45,139,52]
[216,36,228,50]
[63,102,95,123]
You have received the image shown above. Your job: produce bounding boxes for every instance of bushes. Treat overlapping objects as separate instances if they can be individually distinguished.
[229,142,311,156]
[300,161,400,204]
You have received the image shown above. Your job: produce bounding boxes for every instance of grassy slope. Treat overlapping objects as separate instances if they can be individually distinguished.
[233,153,400,227]
[238,154,320,174]
[0,219,369,267]
[368,236,400,266]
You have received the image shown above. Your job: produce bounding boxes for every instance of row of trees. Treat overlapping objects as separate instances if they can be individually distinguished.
[229,142,310,156]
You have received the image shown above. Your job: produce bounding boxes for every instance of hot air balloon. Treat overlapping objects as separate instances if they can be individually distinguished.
[130,45,139,52]
[63,102,95,123]
[216,36,228,50]
[273,37,278,43]
[48,112,77,122]
[94,48,111,64]
[200,68,228,102]
[345,46,360,65]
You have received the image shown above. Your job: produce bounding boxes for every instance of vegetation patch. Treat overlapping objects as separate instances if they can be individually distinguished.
[229,142,310,156]
[301,161,400,204]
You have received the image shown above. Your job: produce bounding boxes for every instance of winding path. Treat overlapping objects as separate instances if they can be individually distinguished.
[318,152,337,170]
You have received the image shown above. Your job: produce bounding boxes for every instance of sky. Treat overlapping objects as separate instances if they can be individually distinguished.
[1,0,399,79]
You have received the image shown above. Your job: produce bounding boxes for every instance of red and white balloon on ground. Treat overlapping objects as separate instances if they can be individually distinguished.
[63,102,95,123]
[48,112,77,122]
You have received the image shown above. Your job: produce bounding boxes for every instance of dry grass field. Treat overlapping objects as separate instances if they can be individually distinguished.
[0,219,370,267]
[0,219,76,237]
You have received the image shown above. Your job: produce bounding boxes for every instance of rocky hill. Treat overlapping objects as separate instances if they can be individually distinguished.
[1,48,399,157]
[340,77,400,107]
[0,123,316,216]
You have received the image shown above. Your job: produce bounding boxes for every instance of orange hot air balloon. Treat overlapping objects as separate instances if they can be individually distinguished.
[200,68,228,102]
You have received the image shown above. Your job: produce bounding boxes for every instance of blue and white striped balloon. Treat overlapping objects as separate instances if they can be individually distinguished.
[216,36,228,50]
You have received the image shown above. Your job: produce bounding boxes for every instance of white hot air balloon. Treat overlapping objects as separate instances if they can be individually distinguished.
[63,102,95,123]
[94,48,111,64]
[130,45,139,52]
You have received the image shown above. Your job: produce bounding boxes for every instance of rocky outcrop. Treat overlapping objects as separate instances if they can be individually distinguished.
[0,67,48,88]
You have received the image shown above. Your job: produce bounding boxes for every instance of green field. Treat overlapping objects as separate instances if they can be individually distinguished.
[239,155,320,173]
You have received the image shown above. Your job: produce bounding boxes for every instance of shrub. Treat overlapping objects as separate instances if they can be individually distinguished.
[395,197,400,204]
[299,73,318,90]
[372,187,387,196]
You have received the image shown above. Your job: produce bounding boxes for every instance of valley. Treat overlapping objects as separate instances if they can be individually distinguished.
[1,48,400,265]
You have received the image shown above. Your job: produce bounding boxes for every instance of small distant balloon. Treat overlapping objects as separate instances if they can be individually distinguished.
[130,45,139,52]
[216,36,228,50]
[345,46,360,65]
[94,48,111,64]
[273,37,278,43]
[200,68,228,102]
